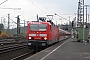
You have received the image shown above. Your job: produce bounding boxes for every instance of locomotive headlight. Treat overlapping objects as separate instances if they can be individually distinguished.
[29,37,31,39]
[44,37,47,40]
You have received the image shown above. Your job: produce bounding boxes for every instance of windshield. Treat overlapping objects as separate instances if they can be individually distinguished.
[30,24,47,31]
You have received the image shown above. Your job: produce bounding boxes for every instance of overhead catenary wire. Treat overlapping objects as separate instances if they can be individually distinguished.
[0,7,21,10]
[36,0,55,14]
[55,13,70,21]
[0,0,37,23]
[28,0,47,14]
[35,0,73,22]
[12,0,34,17]
[1,0,75,25]
[10,19,17,24]
[0,0,35,19]
[14,0,39,20]
[0,0,8,5]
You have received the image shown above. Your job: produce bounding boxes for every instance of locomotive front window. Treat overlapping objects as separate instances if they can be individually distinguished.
[30,24,38,30]
[30,24,47,31]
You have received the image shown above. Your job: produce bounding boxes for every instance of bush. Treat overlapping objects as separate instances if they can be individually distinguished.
[0,31,9,38]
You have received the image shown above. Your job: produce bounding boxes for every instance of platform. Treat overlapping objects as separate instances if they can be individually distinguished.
[24,38,90,60]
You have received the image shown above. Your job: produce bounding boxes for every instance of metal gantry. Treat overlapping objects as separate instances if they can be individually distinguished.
[77,0,83,25]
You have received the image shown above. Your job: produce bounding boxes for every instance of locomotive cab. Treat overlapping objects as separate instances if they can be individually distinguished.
[27,22,51,49]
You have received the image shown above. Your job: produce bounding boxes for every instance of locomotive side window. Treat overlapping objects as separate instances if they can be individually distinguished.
[30,24,47,31]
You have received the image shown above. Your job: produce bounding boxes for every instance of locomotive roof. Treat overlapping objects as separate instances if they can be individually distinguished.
[28,22,51,25]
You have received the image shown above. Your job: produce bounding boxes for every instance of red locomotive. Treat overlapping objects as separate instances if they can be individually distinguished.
[27,21,70,51]
[27,21,59,49]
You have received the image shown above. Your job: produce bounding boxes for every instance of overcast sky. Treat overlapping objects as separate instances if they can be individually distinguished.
[0,0,90,28]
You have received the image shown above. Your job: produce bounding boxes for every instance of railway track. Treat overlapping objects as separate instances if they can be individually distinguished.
[0,38,28,46]
[0,44,27,54]
[10,38,69,60]
[0,38,69,60]
[11,51,34,60]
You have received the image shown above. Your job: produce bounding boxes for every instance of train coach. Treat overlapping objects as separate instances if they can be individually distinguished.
[59,29,70,40]
[27,21,70,51]
[27,21,59,49]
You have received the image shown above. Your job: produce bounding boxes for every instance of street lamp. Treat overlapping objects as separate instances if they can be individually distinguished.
[82,4,90,43]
